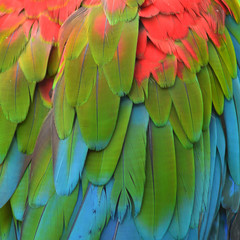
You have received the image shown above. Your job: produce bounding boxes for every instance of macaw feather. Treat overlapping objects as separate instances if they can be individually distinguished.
[207,66,224,115]
[169,105,193,149]
[66,183,111,240]
[65,44,97,106]
[0,62,30,123]
[18,31,51,82]
[128,78,148,104]
[85,97,132,185]
[197,67,212,131]
[145,77,172,127]
[169,77,203,143]
[0,202,17,240]
[21,187,78,240]
[221,172,240,213]
[101,216,142,240]
[135,121,177,240]
[208,41,232,100]
[47,46,61,77]
[17,88,49,154]
[53,76,75,139]
[0,26,28,73]
[88,6,124,66]
[76,70,120,151]
[103,16,139,96]
[52,118,88,195]
[0,138,29,208]
[111,104,149,221]
[168,135,195,239]
[190,134,205,228]
[28,112,55,207]
[223,98,240,184]
[0,107,17,164]
[10,164,30,221]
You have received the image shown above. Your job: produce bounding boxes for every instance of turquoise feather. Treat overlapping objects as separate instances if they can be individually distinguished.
[52,119,88,195]
[0,138,28,208]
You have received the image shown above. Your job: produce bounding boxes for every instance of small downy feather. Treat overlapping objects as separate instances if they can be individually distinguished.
[85,97,132,185]
[52,118,88,195]
[135,121,176,240]
[111,104,149,221]
[76,70,120,150]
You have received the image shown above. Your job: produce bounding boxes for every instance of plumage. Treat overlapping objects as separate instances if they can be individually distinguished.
[1,0,240,239]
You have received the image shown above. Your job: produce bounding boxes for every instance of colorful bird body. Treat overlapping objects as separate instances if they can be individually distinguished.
[1,0,240,239]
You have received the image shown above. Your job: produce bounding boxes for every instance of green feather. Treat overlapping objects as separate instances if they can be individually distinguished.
[169,105,193,149]
[64,13,88,60]
[53,76,75,139]
[0,62,30,123]
[128,78,148,104]
[216,28,237,78]
[28,112,55,207]
[208,41,232,100]
[47,46,61,77]
[191,134,205,228]
[169,77,203,143]
[65,44,97,106]
[135,121,177,240]
[88,6,123,66]
[0,107,17,164]
[17,88,49,154]
[85,97,132,185]
[0,26,28,72]
[197,66,212,131]
[207,66,224,115]
[0,202,16,240]
[156,55,177,88]
[202,129,211,209]
[169,135,195,239]
[18,31,51,82]
[21,187,78,240]
[103,16,139,96]
[76,70,120,150]
[145,78,172,127]
[111,104,149,221]
[10,165,29,221]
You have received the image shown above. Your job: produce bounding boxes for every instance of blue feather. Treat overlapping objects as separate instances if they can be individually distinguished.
[101,216,142,240]
[0,138,28,208]
[221,172,240,213]
[202,151,221,239]
[67,181,113,240]
[53,119,88,195]
[200,117,217,240]
[224,98,240,184]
